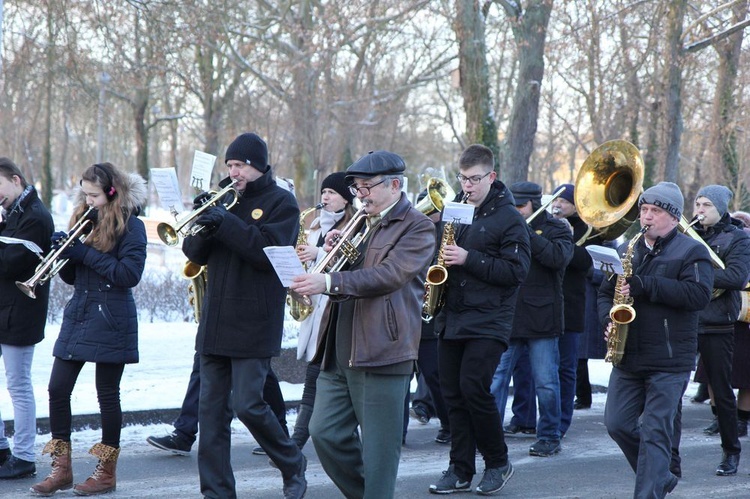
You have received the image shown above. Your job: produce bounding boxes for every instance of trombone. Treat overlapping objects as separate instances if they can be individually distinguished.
[16,207,96,299]
[157,180,239,246]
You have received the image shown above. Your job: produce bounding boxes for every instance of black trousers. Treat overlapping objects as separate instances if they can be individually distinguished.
[438,338,507,481]
[48,358,125,447]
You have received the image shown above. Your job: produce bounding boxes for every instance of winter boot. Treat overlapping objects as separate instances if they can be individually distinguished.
[73,443,119,496]
[291,404,313,449]
[30,439,73,497]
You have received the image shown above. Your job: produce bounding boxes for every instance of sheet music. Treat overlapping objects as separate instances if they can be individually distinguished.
[585,245,623,275]
[0,236,43,255]
[190,151,216,192]
[442,201,474,225]
[150,168,184,214]
[263,246,306,287]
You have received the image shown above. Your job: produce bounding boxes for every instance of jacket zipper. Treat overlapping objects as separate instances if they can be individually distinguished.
[664,318,673,358]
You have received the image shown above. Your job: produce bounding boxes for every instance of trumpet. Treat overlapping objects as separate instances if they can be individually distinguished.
[157,180,239,246]
[16,207,96,299]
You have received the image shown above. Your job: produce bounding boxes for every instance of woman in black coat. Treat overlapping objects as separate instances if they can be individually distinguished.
[32,163,147,497]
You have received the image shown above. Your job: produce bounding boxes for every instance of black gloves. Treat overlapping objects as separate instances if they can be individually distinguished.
[193,192,213,210]
[51,231,69,250]
[194,205,227,236]
[60,240,89,263]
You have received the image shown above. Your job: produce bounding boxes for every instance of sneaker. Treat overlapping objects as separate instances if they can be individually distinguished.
[0,455,36,479]
[252,446,267,455]
[475,462,514,496]
[410,405,431,425]
[703,417,720,436]
[429,465,471,494]
[503,424,536,436]
[529,439,561,457]
[435,428,452,444]
[283,454,307,499]
[146,432,192,456]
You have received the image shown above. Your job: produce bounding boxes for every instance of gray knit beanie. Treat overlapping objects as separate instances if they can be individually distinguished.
[696,185,733,216]
[639,181,684,220]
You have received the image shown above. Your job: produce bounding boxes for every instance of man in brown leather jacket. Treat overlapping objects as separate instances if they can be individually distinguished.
[290,150,435,499]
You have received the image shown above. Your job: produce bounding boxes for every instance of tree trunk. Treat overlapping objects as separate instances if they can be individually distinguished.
[454,0,498,164]
[662,0,686,183]
[41,2,53,206]
[501,0,553,184]
[132,88,149,180]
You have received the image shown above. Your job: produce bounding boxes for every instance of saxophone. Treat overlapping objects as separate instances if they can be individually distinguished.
[183,260,207,323]
[421,192,469,322]
[605,225,648,365]
[288,203,325,322]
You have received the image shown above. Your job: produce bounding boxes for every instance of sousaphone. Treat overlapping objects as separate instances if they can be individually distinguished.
[575,140,644,242]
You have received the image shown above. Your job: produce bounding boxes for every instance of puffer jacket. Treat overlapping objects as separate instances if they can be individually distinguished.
[597,228,713,372]
[693,213,750,328]
[183,172,299,358]
[0,186,54,346]
[434,180,531,346]
[55,174,147,364]
[511,211,573,339]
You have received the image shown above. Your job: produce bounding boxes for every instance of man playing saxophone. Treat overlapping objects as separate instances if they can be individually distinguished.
[598,182,714,498]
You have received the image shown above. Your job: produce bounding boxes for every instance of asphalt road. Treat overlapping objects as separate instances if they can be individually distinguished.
[2,398,750,498]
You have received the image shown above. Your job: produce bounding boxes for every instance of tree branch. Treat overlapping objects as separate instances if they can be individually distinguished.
[685,17,750,53]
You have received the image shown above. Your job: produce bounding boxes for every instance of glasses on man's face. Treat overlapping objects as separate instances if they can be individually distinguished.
[349,178,388,196]
[455,171,491,185]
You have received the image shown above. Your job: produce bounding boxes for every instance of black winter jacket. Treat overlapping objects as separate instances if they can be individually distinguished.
[56,214,147,364]
[598,228,713,372]
[183,172,299,358]
[693,214,750,328]
[511,211,573,339]
[435,180,531,346]
[561,215,594,333]
[0,187,54,346]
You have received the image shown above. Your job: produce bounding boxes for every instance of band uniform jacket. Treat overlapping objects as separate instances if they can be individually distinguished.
[434,180,531,347]
[0,186,54,346]
[183,172,300,359]
[597,228,713,373]
[511,211,574,339]
[315,192,435,369]
[694,213,750,328]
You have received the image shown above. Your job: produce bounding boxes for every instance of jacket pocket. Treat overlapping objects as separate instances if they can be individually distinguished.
[98,303,119,332]
[521,292,555,333]
[385,298,398,341]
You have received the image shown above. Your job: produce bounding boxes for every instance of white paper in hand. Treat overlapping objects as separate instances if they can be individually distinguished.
[263,246,305,287]
[442,201,474,225]
[586,245,623,275]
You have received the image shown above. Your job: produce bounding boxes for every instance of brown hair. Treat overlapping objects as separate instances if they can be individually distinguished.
[69,163,127,253]
[0,157,27,187]
[459,144,494,172]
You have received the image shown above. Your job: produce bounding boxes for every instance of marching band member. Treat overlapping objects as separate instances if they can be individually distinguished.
[32,162,147,496]
[182,132,306,499]
[430,145,530,495]
[600,182,713,498]
[291,150,434,499]
[0,159,53,480]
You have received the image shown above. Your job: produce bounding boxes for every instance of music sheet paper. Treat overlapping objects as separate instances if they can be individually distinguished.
[585,245,624,275]
[442,201,475,225]
[263,246,306,287]
[150,168,184,214]
[0,236,43,255]
[190,151,217,192]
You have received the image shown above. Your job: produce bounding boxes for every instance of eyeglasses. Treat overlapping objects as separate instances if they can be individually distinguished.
[349,178,388,196]
[455,171,491,185]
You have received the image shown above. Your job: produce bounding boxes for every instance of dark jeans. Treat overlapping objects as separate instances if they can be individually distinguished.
[509,346,536,428]
[417,339,449,428]
[48,358,125,447]
[558,331,581,435]
[198,354,303,499]
[174,351,288,444]
[438,338,507,481]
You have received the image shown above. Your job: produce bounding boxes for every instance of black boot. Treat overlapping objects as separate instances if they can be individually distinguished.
[716,452,739,476]
[291,404,313,450]
[692,383,709,403]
